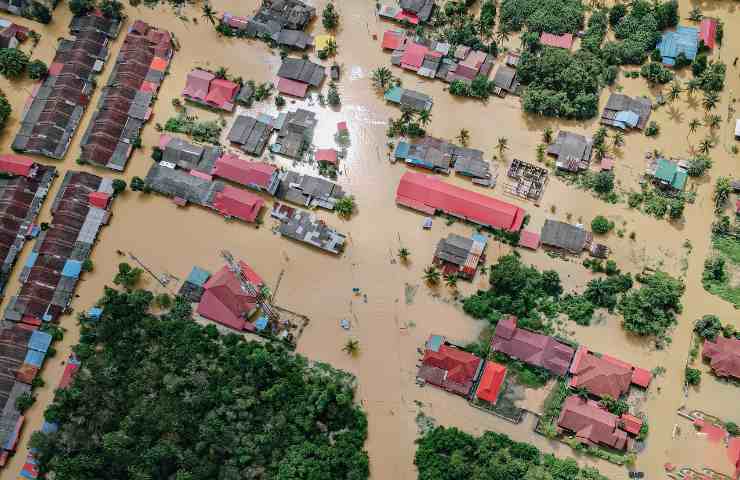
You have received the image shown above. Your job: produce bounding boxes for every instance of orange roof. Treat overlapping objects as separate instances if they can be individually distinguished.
[631,367,652,388]
[149,56,168,72]
[620,413,643,435]
[475,361,506,404]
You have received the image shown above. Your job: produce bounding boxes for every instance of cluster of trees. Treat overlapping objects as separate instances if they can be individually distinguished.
[322,2,339,30]
[519,48,606,119]
[694,314,739,342]
[30,286,369,479]
[640,61,673,84]
[428,0,498,53]
[560,272,633,325]
[69,0,124,19]
[603,0,677,65]
[618,270,684,344]
[163,113,223,144]
[386,108,430,138]
[449,75,495,99]
[500,0,584,34]
[591,215,614,234]
[0,48,47,81]
[415,427,608,480]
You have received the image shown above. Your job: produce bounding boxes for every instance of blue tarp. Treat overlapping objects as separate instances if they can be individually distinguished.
[394,141,410,159]
[61,259,82,278]
[615,110,639,128]
[41,421,58,434]
[24,349,45,368]
[426,334,444,352]
[24,252,37,268]
[186,266,211,287]
[471,233,488,247]
[87,307,103,320]
[384,86,404,104]
[28,330,52,353]
[255,316,269,331]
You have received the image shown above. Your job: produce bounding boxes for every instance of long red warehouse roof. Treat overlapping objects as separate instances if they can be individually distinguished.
[396,171,525,232]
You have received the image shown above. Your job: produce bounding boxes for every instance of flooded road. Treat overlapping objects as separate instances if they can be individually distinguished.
[0,0,739,478]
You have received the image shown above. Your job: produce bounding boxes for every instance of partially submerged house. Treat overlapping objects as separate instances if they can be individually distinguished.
[315,148,338,167]
[274,170,345,210]
[211,154,279,193]
[227,114,274,156]
[242,0,315,49]
[272,108,318,158]
[3,171,115,325]
[0,0,54,21]
[702,336,740,380]
[395,137,490,180]
[569,346,652,398]
[381,29,407,50]
[539,32,574,49]
[646,156,688,192]
[417,334,484,397]
[474,361,507,405]
[0,19,28,49]
[12,15,117,159]
[557,396,630,451]
[0,156,56,294]
[271,202,346,254]
[196,260,264,332]
[276,58,325,98]
[491,315,575,376]
[540,219,592,254]
[658,26,699,66]
[399,0,435,22]
[384,86,433,112]
[433,233,487,280]
[491,65,519,97]
[601,93,652,130]
[378,4,420,25]
[159,135,222,174]
[546,131,593,172]
[396,171,526,232]
[506,159,548,201]
[69,11,122,38]
[700,18,718,49]
[182,69,240,112]
[79,21,174,171]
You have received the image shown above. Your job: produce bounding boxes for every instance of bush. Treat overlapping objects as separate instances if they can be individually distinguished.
[591,215,613,234]
[0,48,29,79]
[130,176,146,192]
[99,0,124,19]
[687,155,712,177]
[274,95,285,107]
[685,367,701,385]
[693,314,722,341]
[619,271,684,339]
[641,62,674,84]
[600,396,629,415]
[69,0,95,15]
[726,422,739,436]
[15,392,35,413]
[322,3,339,30]
[609,3,627,26]
[0,93,10,131]
[593,171,614,194]
[702,256,727,284]
[335,195,355,218]
[81,259,94,273]
[112,179,127,195]
[27,59,47,80]
[645,121,660,137]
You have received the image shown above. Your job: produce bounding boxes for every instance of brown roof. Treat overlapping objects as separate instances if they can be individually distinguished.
[703,336,740,379]
[557,395,629,450]
[418,343,482,396]
[569,346,632,398]
[491,315,575,376]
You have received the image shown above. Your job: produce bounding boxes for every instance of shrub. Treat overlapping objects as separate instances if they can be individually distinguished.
[15,392,35,413]
[99,0,124,19]
[645,121,660,137]
[111,179,127,195]
[640,62,674,84]
[335,195,355,218]
[27,59,47,80]
[0,48,29,79]
[591,215,613,234]
[69,0,95,15]
[0,93,10,131]
[685,367,701,385]
[687,155,712,176]
[593,171,614,194]
[693,314,722,341]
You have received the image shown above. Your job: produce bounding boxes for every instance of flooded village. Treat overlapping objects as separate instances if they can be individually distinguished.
[0,0,737,478]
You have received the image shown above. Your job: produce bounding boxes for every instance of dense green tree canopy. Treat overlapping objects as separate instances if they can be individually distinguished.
[500,0,585,34]
[30,288,369,480]
[618,271,684,340]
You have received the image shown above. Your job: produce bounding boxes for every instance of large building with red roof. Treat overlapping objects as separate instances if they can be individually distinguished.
[417,334,483,397]
[211,185,264,224]
[211,154,278,193]
[557,395,630,450]
[491,315,575,376]
[703,336,740,380]
[475,361,506,404]
[569,346,651,398]
[539,32,574,49]
[196,261,263,331]
[396,172,525,232]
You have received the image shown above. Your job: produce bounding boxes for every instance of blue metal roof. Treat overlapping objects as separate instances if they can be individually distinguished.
[615,110,639,128]
[384,86,404,104]
[255,316,269,331]
[25,251,37,268]
[41,421,59,434]
[24,349,45,368]
[471,233,488,246]
[87,307,103,320]
[426,334,444,352]
[658,26,699,62]
[394,141,410,159]
[186,266,211,287]
[61,259,82,278]
[28,330,52,353]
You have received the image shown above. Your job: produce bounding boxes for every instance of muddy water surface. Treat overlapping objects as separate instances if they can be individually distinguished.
[0,0,739,478]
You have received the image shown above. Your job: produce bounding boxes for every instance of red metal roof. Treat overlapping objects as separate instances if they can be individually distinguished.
[518,230,540,250]
[700,18,717,49]
[58,362,79,389]
[315,148,338,165]
[631,367,652,388]
[396,171,525,232]
[0,155,33,177]
[205,78,238,110]
[558,395,629,450]
[212,185,264,223]
[475,361,506,404]
[395,10,419,24]
[182,69,214,100]
[277,77,309,98]
[212,154,276,189]
[703,336,740,380]
[88,191,110,209]
[540,32,574,49]
[381,30,405,50]
[196,262,262,331]
[620,413,643,435]
[400,43,428,70]
[419,344,481,396]
[569,346,633,398]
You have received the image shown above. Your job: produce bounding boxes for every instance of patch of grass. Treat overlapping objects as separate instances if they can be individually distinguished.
[703,281,740,307]
[712,235,740,265]
[491,352,551,388]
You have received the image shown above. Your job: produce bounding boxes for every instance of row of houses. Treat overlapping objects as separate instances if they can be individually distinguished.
[0,156,56,295]
[219,0,315,50]
[3,171,116,325]
[419,316,652,451]
[80,20,174,171]
[394,136,491,181]
[12,13,120,159]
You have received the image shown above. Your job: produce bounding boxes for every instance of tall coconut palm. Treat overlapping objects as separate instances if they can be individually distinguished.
[667,82,682,103]
[685,78,700,97]
[497,137,509,156]
[698,137,714,154]
[444,274,458,290]
[594,142,610,161]
[398,247,410,263]
[688,118,702,135]
[423,265,440,285]
[688,6,703,22]
[542,127,554,144]
[495,28,510,45]
[457,129,470,147]
[202,2,217,25]
[706,114,722,130]
[417,109,432,127]
[342,338,360,356]
[323,39,338,57]
[536,143,546,162]
[713,176,731,213]
[702,91,720,111]
[371,66,393,92]
[612,131,625,149]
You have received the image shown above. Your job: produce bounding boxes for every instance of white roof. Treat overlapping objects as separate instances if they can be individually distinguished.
[735,119,740,136]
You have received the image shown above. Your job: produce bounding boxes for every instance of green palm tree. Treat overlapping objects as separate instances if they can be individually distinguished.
[423,265,440,285]
[542,127,554,144]
[495,28,510,45]
[398,247,410,262]
[457,129,470,147]
[323,38,338,57]
[698,137,713,154]
[343,338,360,356]
[688,6,703,22]
[612,131,625,148]
[594,142,609,161]
[536,143,546,162]
[686,79,700,97]
[667,82,682,103]
[688,118,702,134]
[702,91,720,111]
[371,66,393,92]
[202,2,217,25]
[714,177,731,213]
[706,114,722,130]
[444,274,458,290]
[417,109,431,126]
[497,137,509,156]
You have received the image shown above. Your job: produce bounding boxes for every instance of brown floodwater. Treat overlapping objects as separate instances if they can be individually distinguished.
[0,0,739,478]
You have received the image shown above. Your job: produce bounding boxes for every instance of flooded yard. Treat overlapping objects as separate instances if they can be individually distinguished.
[0,0,738,478]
